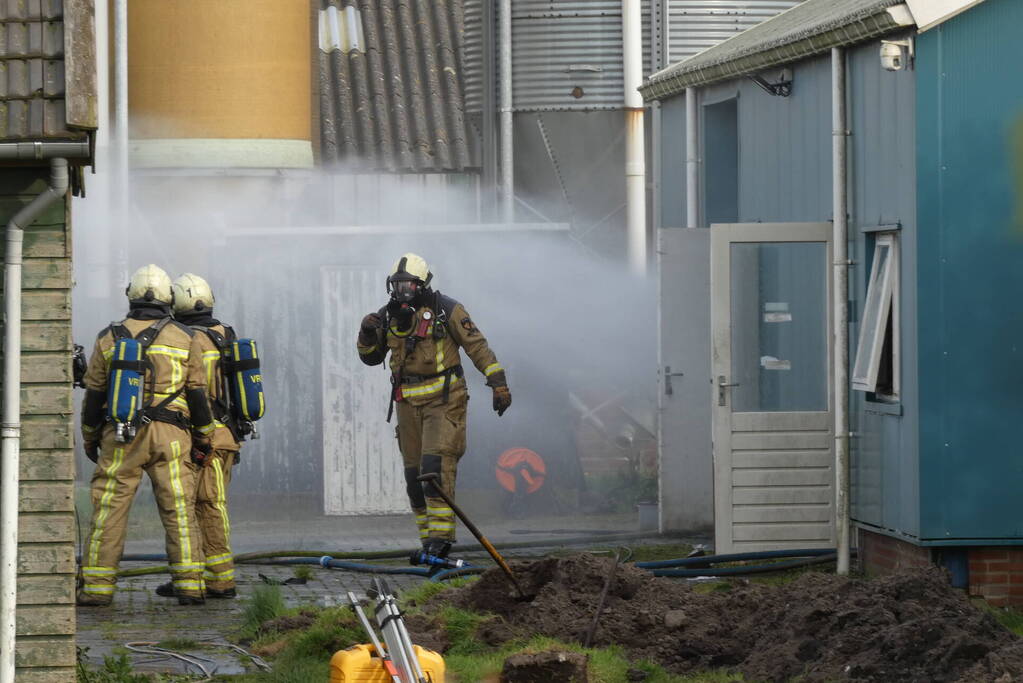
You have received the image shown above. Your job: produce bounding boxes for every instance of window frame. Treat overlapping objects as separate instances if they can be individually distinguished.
[852,232,900,400]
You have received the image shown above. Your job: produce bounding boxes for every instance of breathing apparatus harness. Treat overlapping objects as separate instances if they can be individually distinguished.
[106,316,189,441]
[185,318,263,442]
[383,290,462,422]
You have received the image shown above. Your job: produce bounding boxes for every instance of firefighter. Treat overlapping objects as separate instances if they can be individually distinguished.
[151,273,242,599]
[357,253,512,557]
[77,264,216,606]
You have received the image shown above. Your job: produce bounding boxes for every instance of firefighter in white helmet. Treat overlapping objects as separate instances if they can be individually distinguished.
[357,253,511,558]
[150,273,243,599]
[78,264,215,606]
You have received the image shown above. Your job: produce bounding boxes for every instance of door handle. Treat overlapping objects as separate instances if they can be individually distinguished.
[664,366,684,395]
[717,375,740,406]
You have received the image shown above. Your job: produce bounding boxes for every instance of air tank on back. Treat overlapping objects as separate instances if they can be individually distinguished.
[128,0,313,169]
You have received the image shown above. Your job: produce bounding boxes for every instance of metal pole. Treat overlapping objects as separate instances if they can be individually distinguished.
[0,158,69,683]
[831,47,850,576]
[499,0,513,224]
[114,0,130,285]
[622,0,646,273]
[685,88,699,228]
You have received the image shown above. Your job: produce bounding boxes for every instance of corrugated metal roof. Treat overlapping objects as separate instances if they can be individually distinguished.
[642,0,915,99]
[0,0,94,141]
[318,0,471,172]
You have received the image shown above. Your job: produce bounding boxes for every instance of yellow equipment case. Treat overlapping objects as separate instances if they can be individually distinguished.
[329,643,445,682]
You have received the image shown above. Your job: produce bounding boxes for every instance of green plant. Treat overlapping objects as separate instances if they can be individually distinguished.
[291,565,314,582]
[76,647,150,683]
[238,584,286,641]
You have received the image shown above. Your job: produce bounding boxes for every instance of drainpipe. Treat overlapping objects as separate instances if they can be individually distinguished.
[114,0,130,284]
[831,47,851,576]
[1,157,72,683]
[685,88,699,228]
[499,0,513,224]
[622,0,646,273]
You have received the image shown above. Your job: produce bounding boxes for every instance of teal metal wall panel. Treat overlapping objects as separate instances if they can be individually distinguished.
[846,41,919,538]
[917,0,1023,541]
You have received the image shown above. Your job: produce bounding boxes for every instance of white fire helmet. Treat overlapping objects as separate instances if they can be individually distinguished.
[125,264,173,305]
[172,273,215,313]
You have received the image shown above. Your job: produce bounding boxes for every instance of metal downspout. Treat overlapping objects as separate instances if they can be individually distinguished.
[685,88,699,228]
[499,0,513,224]
[623,0,646,273]
[831,47,851,576]
[0,157,70,683]
[114,0,130,284]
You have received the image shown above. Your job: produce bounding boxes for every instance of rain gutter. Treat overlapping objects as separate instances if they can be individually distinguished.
[639,4,916,102]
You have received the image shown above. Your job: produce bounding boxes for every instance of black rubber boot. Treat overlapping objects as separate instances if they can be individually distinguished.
[426,538,453,559]
[207,587,236,599]
[177,594,206,606]
[154,581,175,598]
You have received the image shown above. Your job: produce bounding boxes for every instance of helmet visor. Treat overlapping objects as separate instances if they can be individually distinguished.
[390,278,420,303]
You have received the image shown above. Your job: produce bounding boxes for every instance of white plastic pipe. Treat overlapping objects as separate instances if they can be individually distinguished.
[499,0,513,224]
[622,0,646,273]
[0,158,70,683]
[685,88,699,228]
[114,0,130,283]
[831,47,851,576]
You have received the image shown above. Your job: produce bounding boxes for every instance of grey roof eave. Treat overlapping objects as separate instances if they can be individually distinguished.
[641,9,910,101]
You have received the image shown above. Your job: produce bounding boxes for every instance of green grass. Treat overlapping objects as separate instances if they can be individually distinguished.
[238,585,286,641]
[977,600,1023,636]
[154,637,199,651]
[291,565,314,582]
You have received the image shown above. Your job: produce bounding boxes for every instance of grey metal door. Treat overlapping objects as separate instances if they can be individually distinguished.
[711,223,835,553]
[658,228,713,533]
[321,266,407,515]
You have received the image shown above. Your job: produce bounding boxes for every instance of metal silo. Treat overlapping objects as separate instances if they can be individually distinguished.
[128,0,313,169]
[667,1,801,63]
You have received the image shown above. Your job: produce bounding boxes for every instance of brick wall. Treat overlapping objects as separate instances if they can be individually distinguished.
[858,528,932,574]
[967,548,1023,607]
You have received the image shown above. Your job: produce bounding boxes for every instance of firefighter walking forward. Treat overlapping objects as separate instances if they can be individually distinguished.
[77,264,216,606]
[357,253,512,558]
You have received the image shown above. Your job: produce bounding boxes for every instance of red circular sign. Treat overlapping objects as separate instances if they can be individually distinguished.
[496,448,547,494]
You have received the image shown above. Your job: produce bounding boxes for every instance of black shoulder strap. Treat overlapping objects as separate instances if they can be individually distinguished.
[434,292,458,322]
[108,323,130,341]
[194,325,229,350]
[134,317,172,349]
[223,325,237,343]
[168,320,196,338]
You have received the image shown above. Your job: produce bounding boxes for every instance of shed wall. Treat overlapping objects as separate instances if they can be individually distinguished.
[916,0,1023,542]
[0,168,76,681]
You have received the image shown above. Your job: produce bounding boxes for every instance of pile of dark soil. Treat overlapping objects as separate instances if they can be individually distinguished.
[422,553,1023,682]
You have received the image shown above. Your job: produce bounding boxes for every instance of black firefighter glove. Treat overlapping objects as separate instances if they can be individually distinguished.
[492,386,512,417]
[191,434,212,467]
[84,442,100,464]
[359,312,382,346]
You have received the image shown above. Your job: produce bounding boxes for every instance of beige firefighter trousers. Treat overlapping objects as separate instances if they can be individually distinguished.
[79,421,204,601]
[396,390,467,543]
[195,449,236,590]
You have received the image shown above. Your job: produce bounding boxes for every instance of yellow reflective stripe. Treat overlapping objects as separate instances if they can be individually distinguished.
[111,342,129,421]
[202,350,221,360]
[484,363,503,376]
[170,563,205,572]
[205,569,235,579]
[401,374,461,398]
[82,424,98,433]
[389,323,410,337]
[429,522,456,531]
[173,580,203,590]
[88,446,125,567]
[426,507,453,515]
[102,347,114,360]
[206,553,233,565]
[359,344,378,355]
[212,457,232,555]
[233,342,248,419]
[148,345,189,358]
[168,442,193,564]
[82,566,117,576]
[194,421,216,435]
[435,339,446,373]
[419,529,430,538]
[82,585,115,594]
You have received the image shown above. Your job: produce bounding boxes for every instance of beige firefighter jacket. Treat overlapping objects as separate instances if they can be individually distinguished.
[357,293,506,406]
[81,316,214,443]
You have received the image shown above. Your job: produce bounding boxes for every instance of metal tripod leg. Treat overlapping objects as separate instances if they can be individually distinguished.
[347,592,401,683]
